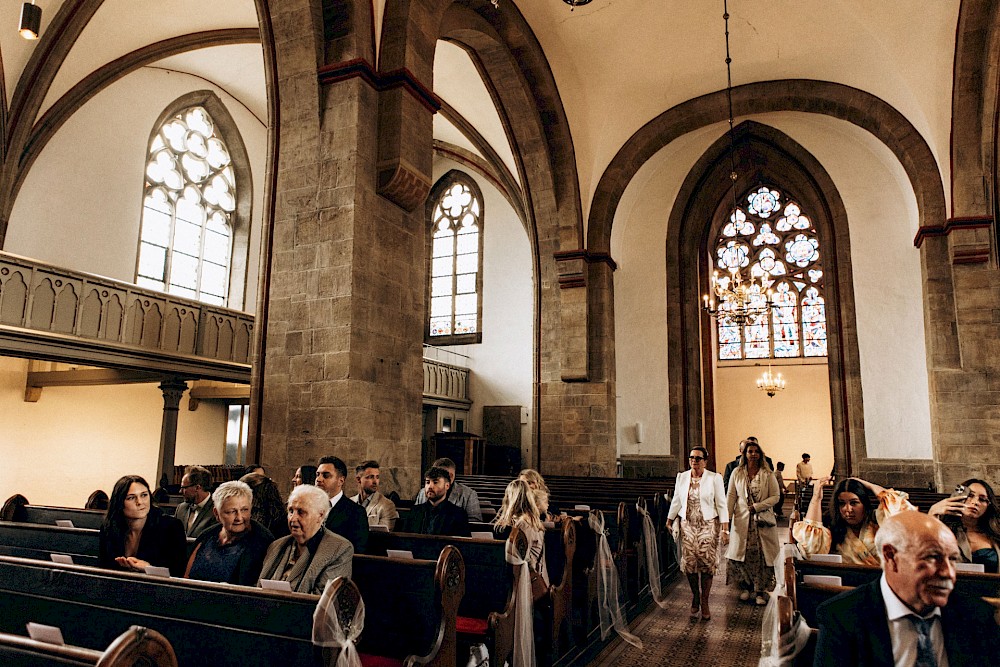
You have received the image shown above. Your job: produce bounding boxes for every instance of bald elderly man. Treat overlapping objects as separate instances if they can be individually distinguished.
[813,510,998,666]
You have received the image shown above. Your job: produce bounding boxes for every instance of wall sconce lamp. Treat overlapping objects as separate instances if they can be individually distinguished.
[20,2,42,41]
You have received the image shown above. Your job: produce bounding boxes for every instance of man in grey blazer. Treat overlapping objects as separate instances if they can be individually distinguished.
[351,460,399,530]
[174,465,219,538]
[258,484,353,594]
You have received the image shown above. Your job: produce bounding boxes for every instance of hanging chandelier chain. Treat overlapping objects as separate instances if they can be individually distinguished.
[723,0,739,214]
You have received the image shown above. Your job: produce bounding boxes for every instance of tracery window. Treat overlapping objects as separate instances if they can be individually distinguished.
[136,105,236,306]
[713,185,828,360]
[426,173,483,344]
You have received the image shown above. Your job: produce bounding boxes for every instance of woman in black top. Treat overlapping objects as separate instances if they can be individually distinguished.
[98,475,187,576]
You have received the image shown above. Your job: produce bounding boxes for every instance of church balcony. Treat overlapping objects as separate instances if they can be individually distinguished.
[0,251,252,383]
[422,346,471,409]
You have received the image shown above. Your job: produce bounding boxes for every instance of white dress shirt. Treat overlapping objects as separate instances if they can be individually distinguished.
[879,573,948,667]
[328,491,344,509]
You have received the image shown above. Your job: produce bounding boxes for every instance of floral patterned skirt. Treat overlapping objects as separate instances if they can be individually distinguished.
[680,516,719,575]
[728,520,775,592]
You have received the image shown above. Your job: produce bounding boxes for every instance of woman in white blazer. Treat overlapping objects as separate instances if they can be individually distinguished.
[666,446,729,620]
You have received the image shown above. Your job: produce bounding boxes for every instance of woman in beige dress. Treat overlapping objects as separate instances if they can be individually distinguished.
[726,441,781,606]
[667,446,729,620]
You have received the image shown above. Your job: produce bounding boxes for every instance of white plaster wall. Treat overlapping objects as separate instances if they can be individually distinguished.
[5,66,266,313]
[612,112,932,464]
[0,356,224,508]
[713,364,834,478]
[429,158,534,459]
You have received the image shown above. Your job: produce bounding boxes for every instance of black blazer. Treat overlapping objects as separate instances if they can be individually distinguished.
[98,506,188,576]
[403,499,471,537]
[813,578,999,667]
[324,496,369,554]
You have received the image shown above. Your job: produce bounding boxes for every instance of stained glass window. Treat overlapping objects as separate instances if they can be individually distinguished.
[427,174,483,342]
[136,106,235,306]
[712,186,828,360]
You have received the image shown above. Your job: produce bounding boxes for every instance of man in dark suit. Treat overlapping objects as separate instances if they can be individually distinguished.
[315,455,369,554]
[403,466,470,537]
[813,511,998,666]
[174,465,219,538]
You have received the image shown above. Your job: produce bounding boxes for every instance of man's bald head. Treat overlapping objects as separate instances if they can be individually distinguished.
[876,511,959,615]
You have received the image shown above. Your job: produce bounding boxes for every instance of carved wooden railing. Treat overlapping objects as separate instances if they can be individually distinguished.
[422,357,471,407]
[0,251,252,382]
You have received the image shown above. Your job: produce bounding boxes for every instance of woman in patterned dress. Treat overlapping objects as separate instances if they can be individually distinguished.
[726,441,781,606]
[667,446,729,620]
[792,476,916,565]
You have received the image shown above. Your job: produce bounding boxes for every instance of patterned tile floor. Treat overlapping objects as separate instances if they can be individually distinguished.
[588,575,767,667]
[589,519,793,667]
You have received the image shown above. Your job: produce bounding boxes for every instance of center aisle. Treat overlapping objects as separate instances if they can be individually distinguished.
[589,525,792,666]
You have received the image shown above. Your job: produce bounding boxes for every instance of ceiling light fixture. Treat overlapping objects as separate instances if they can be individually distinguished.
[19,1,41,40]
[563,0,594,6]
[756,363,786,398]
[702,0,775,328]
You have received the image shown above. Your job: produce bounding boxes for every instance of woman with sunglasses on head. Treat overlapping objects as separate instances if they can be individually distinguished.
[667,446,729,620]
[726,440,781,606]
[929,478,1000,573]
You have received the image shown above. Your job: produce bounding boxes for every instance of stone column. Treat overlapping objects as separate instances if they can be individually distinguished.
[156,378,188,488]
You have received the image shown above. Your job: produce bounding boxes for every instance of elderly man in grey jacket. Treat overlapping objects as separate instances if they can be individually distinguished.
[413,457,482,522]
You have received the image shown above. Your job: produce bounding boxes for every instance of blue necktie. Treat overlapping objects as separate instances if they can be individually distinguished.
[908,615,937,667]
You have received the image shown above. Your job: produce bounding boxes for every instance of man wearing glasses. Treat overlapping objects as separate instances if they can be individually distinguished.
[175,465,219,538]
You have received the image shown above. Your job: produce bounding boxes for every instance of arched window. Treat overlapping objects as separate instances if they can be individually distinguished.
[136,102,241,307]
[713,185,828,360]
[426,172,484,344]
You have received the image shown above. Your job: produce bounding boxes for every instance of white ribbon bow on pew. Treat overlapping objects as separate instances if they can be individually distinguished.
[636,500,670,610]
[312,579,364,667]
[504,535,535,667]
[588,511,642,649]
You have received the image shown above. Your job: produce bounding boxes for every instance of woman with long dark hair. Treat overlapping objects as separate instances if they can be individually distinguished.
[930,478,1000,573]
[725,441,780,605]
[241,473,290,538]
[98,475,187,576]
[792,475,914,565]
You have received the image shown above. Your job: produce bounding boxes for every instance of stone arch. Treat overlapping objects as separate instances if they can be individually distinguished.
[951,0,1000,219]
[665,120,863,476]
[589,80,947,254]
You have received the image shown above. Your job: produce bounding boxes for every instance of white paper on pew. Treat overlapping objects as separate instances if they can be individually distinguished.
[542,521,555,529]
[803,574,842,586]
[26,623,64,646]
[54,520,74,528]
[143,565,171,578]
[260,579,293,592]
[808,553,843,563]
[50,553,74,565]
[369,525,389,532]
[574,504,591,510]
[471,532,494,540]
[386,549,414,559]
[955,562,985,573]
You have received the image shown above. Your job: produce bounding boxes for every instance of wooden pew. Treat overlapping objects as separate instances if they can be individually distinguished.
[789,557,1000,625]
[0,547,463,667]
[0,625,177,667]
[0,521,196,565]
[367,520,579,663]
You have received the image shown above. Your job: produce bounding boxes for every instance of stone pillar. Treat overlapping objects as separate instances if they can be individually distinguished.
[255,52,432,497]
[540,251,617,477]
[156,378,188,489]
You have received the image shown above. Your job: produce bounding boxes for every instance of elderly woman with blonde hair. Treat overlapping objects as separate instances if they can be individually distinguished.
[185,480,275,586]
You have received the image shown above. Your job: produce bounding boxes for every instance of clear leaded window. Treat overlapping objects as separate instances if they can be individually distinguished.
[428,175,483,342]
[713,186,828,360]
[136,106,235,306]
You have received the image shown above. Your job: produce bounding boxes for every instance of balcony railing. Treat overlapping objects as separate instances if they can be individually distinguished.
[0,251,253,382]
[422,357,471,407]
